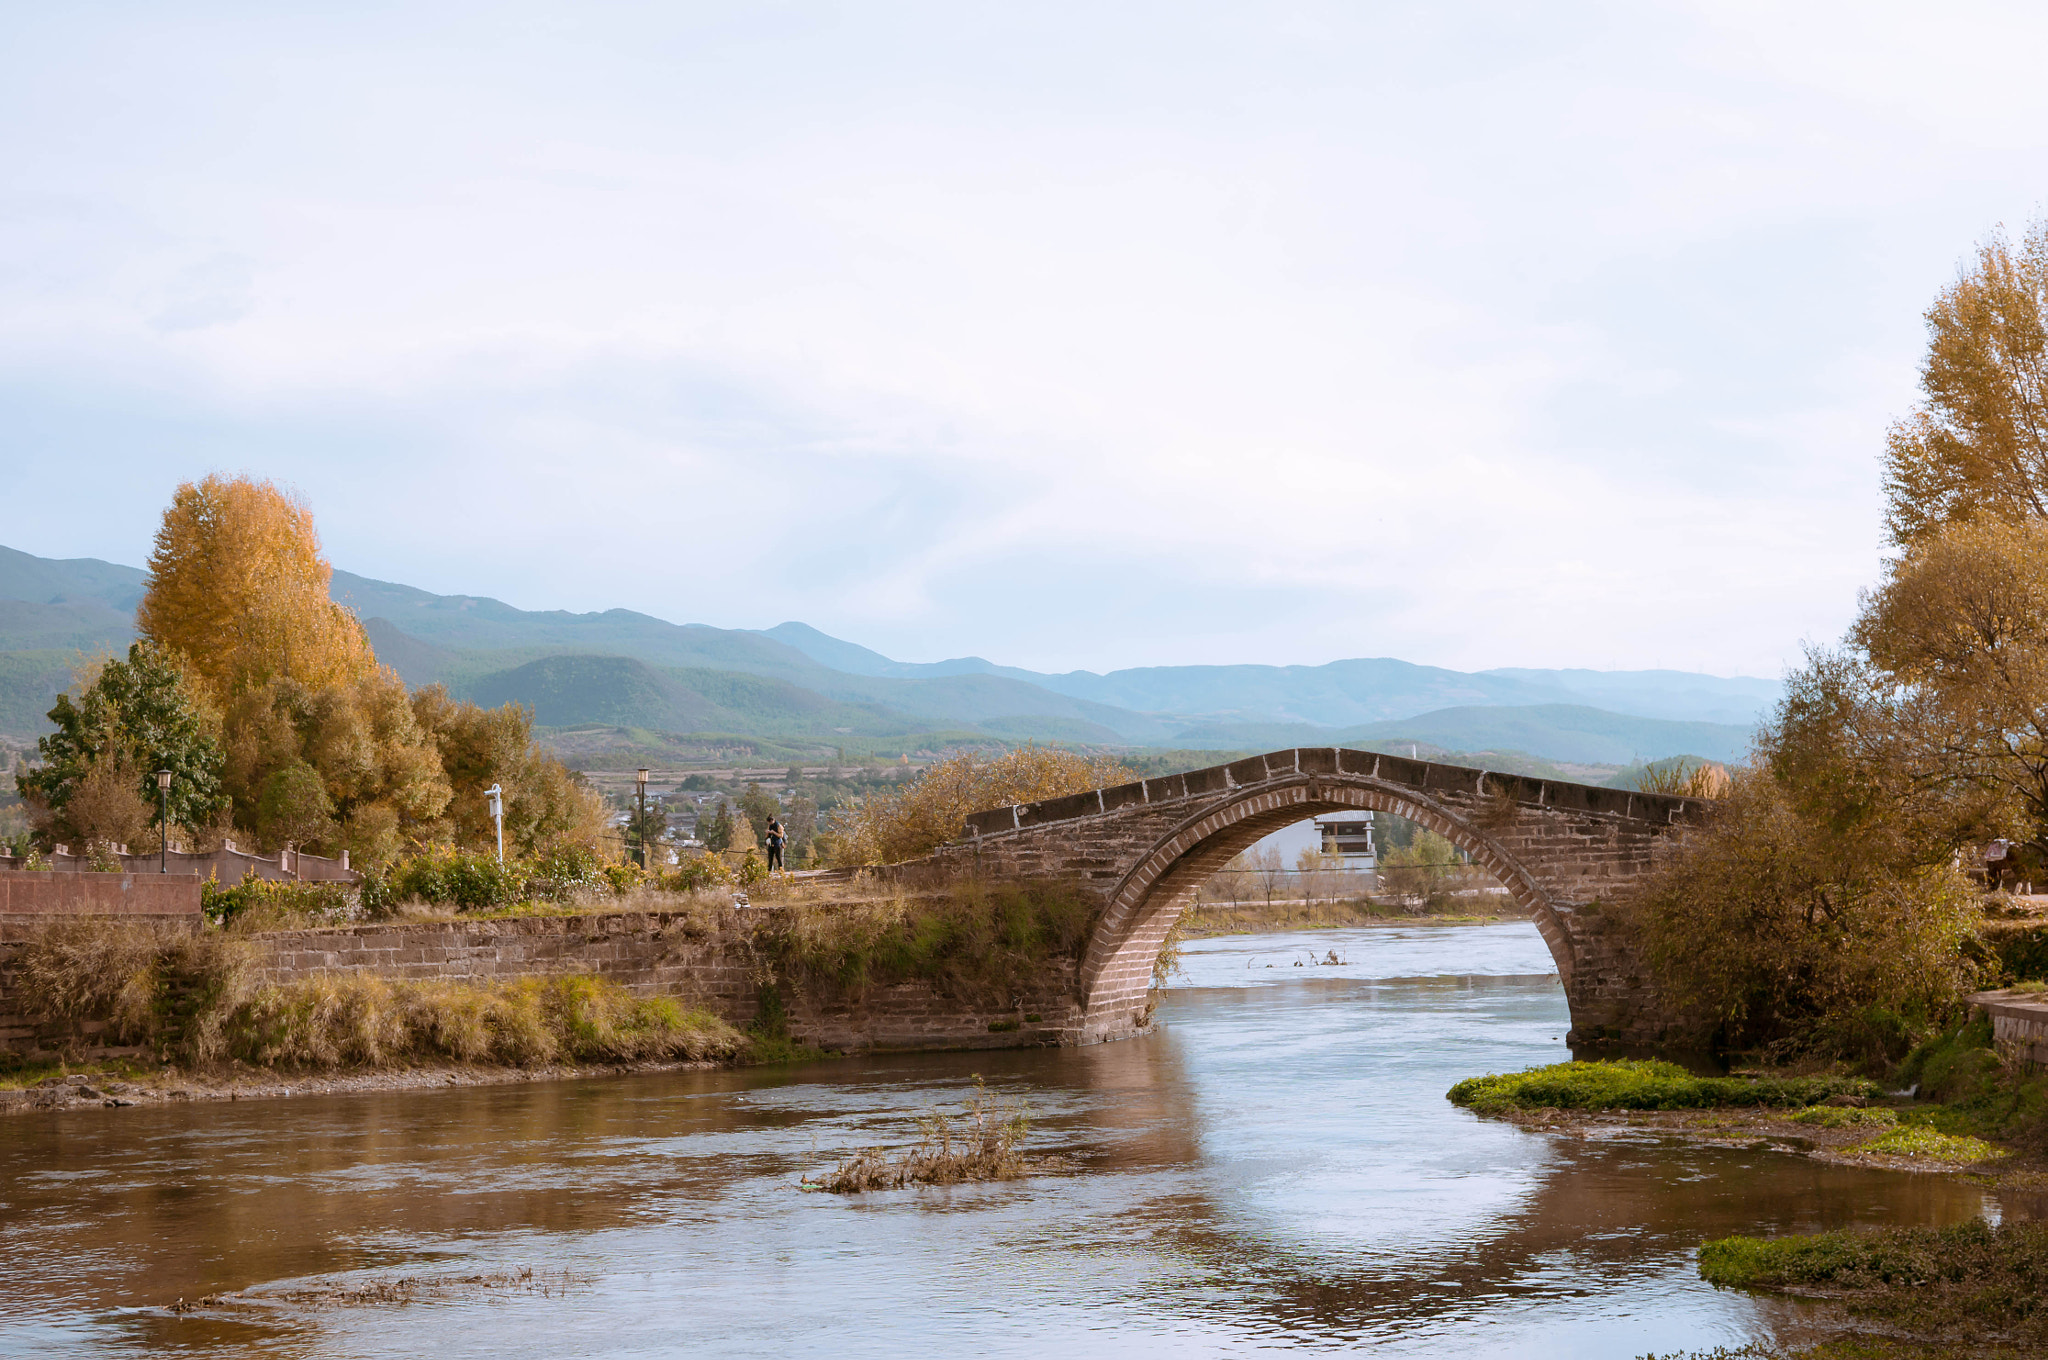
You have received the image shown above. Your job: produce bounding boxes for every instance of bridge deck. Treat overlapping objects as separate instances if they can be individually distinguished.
[960,746,1704,839]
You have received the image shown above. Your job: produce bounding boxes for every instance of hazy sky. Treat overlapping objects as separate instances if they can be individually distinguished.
[6,2,2046,678]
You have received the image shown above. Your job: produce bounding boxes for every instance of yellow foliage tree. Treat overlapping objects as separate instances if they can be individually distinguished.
[130,476,603,866]
[138,474,374,699]
[834,746,1132,866]
[1883,215,2048,548]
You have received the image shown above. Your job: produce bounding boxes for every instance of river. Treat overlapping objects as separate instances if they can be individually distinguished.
[0,923,2007,1358]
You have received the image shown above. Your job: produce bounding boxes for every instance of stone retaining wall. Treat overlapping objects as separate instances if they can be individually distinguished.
[1,908,1084,1061]
[1967,989,2048,1067]
[253,912,1081,1052]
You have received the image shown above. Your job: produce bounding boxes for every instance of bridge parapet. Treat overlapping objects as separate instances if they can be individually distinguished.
[963,748,1703,839]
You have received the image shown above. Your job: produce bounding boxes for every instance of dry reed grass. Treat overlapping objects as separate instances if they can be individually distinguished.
[13,919,257,1061]
[232,973,740,1068]
[805,1076,1030,1192]
[11,916,740,1069]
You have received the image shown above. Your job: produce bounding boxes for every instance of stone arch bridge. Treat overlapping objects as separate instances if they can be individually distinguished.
[925,747,1710,1048]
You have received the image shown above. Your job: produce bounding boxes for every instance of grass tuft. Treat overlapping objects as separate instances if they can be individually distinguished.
[229,974,742,1069]
[804,1076,1030,1193]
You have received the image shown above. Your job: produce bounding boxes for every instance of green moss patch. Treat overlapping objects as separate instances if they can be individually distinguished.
[1849,1125,2005,1163]
[1698,1218,2048,1348]
[1790,1105,1898,1130]
[1446,1060,1880,1115]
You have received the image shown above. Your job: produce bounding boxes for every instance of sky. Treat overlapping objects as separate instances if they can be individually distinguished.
[5,2,2047,679]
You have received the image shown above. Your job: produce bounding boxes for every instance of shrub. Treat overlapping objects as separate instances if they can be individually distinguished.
[661,853,733,893]
[528,843,608,899]
[600,861,646,895]
[202,871,356,925]
[1628,763,1980,1064]
[833,747,1132,866]
[367,848,530,911]
[1970,920,2048,984]
[1446,1059,1880,1115]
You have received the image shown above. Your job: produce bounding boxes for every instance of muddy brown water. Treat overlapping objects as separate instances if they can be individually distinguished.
[0,924,2011,1357]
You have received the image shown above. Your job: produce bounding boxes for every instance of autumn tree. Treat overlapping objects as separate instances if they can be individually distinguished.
[127,476,604,866]
[218,668,449,858]
[17,643,228,850]
[1625,216,2048,1059]
[1882,216,2048,546]
[138,475,375,698]
[408,686,605,858]
[737,783,781,845]
[834,746,1132,866]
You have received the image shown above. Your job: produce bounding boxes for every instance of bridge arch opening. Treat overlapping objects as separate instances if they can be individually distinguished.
[1076,779,1574,1045]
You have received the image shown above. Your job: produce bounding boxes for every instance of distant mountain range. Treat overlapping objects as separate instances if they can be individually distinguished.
[0,544,1776,767]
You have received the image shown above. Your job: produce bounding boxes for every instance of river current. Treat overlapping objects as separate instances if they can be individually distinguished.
[0,923,2006,1358]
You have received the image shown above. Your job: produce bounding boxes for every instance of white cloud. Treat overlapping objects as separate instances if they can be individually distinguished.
[2,1,2042,677]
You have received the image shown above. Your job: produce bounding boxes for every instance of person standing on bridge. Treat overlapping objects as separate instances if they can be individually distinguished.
[764,816,786,873]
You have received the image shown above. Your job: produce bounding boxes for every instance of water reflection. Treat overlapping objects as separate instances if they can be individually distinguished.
[0,923,2001,1358]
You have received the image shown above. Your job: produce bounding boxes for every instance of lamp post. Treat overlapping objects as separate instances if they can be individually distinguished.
[155,770,172,873]
[484,784,504,865]
[634,768,650,868]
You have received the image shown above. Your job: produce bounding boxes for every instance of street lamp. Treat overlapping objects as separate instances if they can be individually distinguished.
[484,784,504,865]
[635,768,650,869]
[155,770,172,873]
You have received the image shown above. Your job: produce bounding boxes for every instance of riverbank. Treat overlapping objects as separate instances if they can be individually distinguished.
[1489,1103,2039,1183]
[1448,1059,2044,1187]
[0,1053,732,1115]
[1177,897,1525,937]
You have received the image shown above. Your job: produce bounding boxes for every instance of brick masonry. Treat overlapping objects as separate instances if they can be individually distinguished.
[928,746,1707,1047]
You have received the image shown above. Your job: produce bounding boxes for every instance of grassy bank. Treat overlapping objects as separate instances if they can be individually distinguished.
[6,917,742,1076]
[1446,1059,1880,1114]
[1697,1218,2048,1353]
